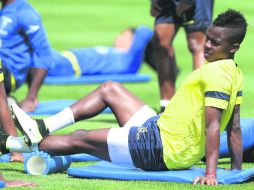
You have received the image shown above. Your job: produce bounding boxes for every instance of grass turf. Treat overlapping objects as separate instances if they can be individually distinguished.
[1,0,254,189]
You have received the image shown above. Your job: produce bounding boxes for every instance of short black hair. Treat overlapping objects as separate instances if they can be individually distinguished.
[213,9,248,44]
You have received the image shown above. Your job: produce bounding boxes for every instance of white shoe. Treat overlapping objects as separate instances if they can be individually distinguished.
[10,104,48,145]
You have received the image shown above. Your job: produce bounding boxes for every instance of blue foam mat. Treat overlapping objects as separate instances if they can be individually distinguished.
[0,153,31,163]
[0,181,5,188]
[70,154,100,162]
[44,74,151,85]
[67,161,254,184]
[219,118,254,156]
[27,100,112,116]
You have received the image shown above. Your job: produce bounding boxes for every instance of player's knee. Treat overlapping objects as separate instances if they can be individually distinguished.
[154,39,170,51]
[100,81,123,97]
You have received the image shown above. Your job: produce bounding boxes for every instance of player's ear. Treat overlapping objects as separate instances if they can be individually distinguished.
[230,43,240,54]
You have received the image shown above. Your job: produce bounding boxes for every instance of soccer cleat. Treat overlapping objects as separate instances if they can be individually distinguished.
[10,103,49,146]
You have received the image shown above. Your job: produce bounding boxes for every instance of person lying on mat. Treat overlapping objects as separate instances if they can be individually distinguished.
[0,0,53,112]
[48,26,153,77]
[0,9,247,186]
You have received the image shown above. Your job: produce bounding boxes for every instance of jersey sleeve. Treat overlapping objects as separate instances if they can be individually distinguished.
[202,67,232,110]
[17,7,53,69]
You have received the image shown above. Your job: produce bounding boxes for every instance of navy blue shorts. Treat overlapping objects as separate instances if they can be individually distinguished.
[155,0,214,33]
[128,116,168,171]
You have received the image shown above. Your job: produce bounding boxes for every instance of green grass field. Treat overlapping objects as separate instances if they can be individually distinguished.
[1,0,254,189]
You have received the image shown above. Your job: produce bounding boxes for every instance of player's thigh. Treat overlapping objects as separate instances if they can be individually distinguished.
[101,81,145,126]
[154,23,177,47]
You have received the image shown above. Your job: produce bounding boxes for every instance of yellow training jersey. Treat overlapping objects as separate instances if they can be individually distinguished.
[157,59,243,170]
[0,60,4,82]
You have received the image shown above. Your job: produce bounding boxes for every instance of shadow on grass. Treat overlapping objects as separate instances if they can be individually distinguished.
[0,168,26,174]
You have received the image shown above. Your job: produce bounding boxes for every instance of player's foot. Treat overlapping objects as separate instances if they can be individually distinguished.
[10,104,49,145]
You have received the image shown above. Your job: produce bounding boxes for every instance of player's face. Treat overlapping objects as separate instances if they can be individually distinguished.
[113,29,134,51]
[204,25,234,62]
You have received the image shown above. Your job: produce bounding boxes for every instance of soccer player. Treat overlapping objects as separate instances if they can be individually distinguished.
[48,26,153,77]
[1,10,247,186]
[0,63,36,186]
[0,60,24,162]
[0,0,53,112]
[149,0,214,111]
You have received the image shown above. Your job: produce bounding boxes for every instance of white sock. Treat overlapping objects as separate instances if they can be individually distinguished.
[6,136,32,153]
[43,107,75,133]
[160,100,170,108]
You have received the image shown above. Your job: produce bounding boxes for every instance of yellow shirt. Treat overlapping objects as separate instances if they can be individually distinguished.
[157,59,243,169]
[0,60,4,82]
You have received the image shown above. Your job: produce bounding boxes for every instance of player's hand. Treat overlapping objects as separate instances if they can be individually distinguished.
[5,180,37,187]
[150,0,162,17]
[10,152,24,162]
[20,98,38,112]
[175,2,193,17]
[193,175,218,186]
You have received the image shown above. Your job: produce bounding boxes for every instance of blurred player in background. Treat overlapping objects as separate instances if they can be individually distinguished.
[149,0,214,111]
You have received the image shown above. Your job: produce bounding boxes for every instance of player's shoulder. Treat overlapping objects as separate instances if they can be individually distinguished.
[16,0,40,17]
[15,1,41,25]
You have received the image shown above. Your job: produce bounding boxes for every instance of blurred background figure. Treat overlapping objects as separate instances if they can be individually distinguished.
[149,0,214,111]
[0,0,53,112]
[48,26,153,77]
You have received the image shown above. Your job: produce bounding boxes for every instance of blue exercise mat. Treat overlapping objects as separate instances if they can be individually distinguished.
[67,161,254,184]
[0,153,32,163]
[219,118,254,156]
[70,154,100,162]
[0,181,5,189]
[27,100,112,116]
[44,74,151,85]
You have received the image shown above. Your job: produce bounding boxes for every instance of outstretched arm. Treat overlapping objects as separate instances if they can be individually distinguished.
[193,106,222,186]
[226,105,242,169]
[20,68,47,112]
[18,8,53,112]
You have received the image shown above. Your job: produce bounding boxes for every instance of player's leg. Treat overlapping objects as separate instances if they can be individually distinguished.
[39,128,111,161]
[39,115,164,169]
[0,83,17,136]
[70,81,145,125]
[186,31,206,70]
[11,81,149,144]
[152,22,179,111]
[185,0,214,69]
